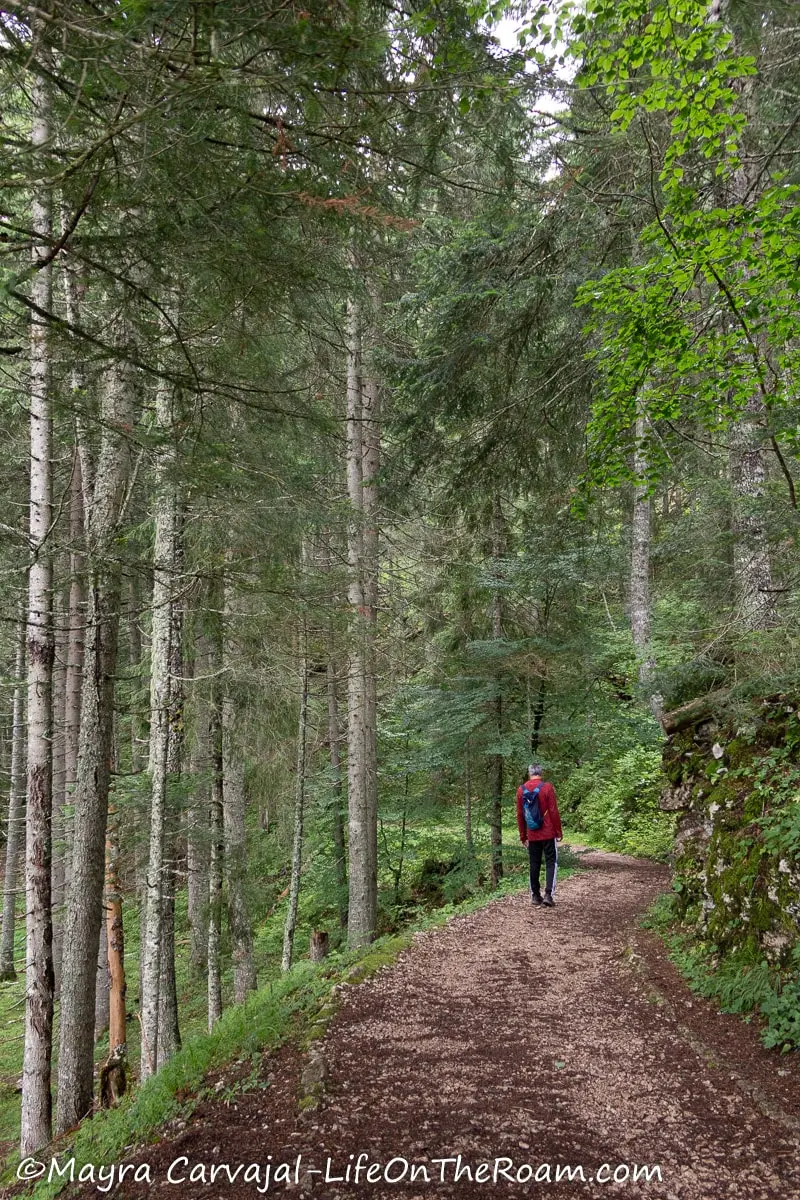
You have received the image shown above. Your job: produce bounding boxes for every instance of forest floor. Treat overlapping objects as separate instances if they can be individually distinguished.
[68,849,800,1200]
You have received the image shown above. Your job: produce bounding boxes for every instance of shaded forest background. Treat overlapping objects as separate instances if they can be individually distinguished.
[1,0,800,1165]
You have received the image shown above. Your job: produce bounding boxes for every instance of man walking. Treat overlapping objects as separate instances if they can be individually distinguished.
[517,763,563,907]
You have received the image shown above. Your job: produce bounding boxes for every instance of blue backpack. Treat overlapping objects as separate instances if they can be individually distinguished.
[521,781,544,831]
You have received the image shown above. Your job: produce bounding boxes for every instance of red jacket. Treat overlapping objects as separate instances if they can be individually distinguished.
[517,777,563,843]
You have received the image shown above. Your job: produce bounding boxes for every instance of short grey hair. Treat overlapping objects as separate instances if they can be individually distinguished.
[528,763,544,777]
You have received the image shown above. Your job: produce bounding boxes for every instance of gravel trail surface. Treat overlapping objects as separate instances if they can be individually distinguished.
[75,850,800,1200]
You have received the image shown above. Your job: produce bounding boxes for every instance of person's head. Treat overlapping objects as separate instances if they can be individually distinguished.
[528,762,544,780]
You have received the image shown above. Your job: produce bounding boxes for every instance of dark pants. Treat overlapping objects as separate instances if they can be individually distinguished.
[528,838,557,897]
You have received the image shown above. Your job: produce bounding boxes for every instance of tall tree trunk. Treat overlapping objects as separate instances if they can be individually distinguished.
[127,574,150,1010]
[721,11,777,632]
[361,367,380,938]
[62,449,86,962]
[21,56,55,1156]
[127,575,148,774]
[105,809,126,1056]
[530,678,547,755]
[156,891,178,1067]
[187,633,210,973]
[345,294,370,948]
[157,575,183,1069]
[141,375,178,1083]
[0,607,26,981]
[489,494,504,889]
[207,687,223,1031]
[630,409,664,723]
[94,921,109,1040]
[321,530,347,928]
[326,641,348,930]
[51,587,67,993]
[222,560,256,1002]
[282,620,309,973]
[57,349,134,1134]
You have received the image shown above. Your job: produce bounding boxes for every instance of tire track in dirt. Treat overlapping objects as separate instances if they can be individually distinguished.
[75,851,800,1200]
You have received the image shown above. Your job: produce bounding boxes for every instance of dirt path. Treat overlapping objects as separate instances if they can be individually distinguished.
[82,851,800,1200]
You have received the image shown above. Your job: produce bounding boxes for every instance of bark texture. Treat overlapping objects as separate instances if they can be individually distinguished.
[51,587,67,992]
[282,621,309,973]
[489,494,504,889]
[94,920,109,1039]
[361,371,380,933]
[630,410,664,724]
[61,449,87,940]
[723,44,777,632]
[326,642,348,929]
[207,688,224,1032]
[56,349,134,1134]
[21,59,55,1155]
[141,375,178,1082]
[222,562,256,1002]
[157,562,183,1069]
[105,812,126,1056]
[345,292,381,948]
[187,633,210,973]
[0,610,26,981]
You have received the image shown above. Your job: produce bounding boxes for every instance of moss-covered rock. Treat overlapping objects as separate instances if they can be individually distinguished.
[661,695,800,967]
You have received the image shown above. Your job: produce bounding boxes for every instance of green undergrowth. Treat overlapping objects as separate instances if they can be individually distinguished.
[560,747,675,861]
[0,815,534,1158]
[6,851,576,1197]
[643,893,800,1054]
[14,947,387,1200]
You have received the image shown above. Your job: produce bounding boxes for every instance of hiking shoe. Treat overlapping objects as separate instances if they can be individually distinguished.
[543,892,555,907]
[531,892,543,906]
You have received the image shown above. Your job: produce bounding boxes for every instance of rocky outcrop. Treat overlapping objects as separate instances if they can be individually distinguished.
[661,695,800,964]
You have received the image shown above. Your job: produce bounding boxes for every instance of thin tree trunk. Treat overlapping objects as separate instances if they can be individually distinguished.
[222,560,256,1002]
[62,449,86,948]
[156,892,179,1067]
[530,678,547,755]
[140,374,178,1083]
[630,410,664,722]
[721,14,777,633]
[207,690,223,1031]
[51,587,67,993]
[326,643,348,929]
[157,576,183,1069]
[0,607,26,981]
[105,810,126,1055]
[127,574,150,1010]
[61,239,93,513]
[187,633,210,974]
[94,921,109,1040]
[489,494,504,889]
[393,757,409,902]
[345,294,370,948]
[57,350,134,1134]
[21,56,54,1155]
[127,575,148,774]
[361,367,380,939]
[321,530,348,928]
[282,620,309,973]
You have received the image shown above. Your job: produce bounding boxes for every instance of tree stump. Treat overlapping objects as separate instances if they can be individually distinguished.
[310,930,329,962]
